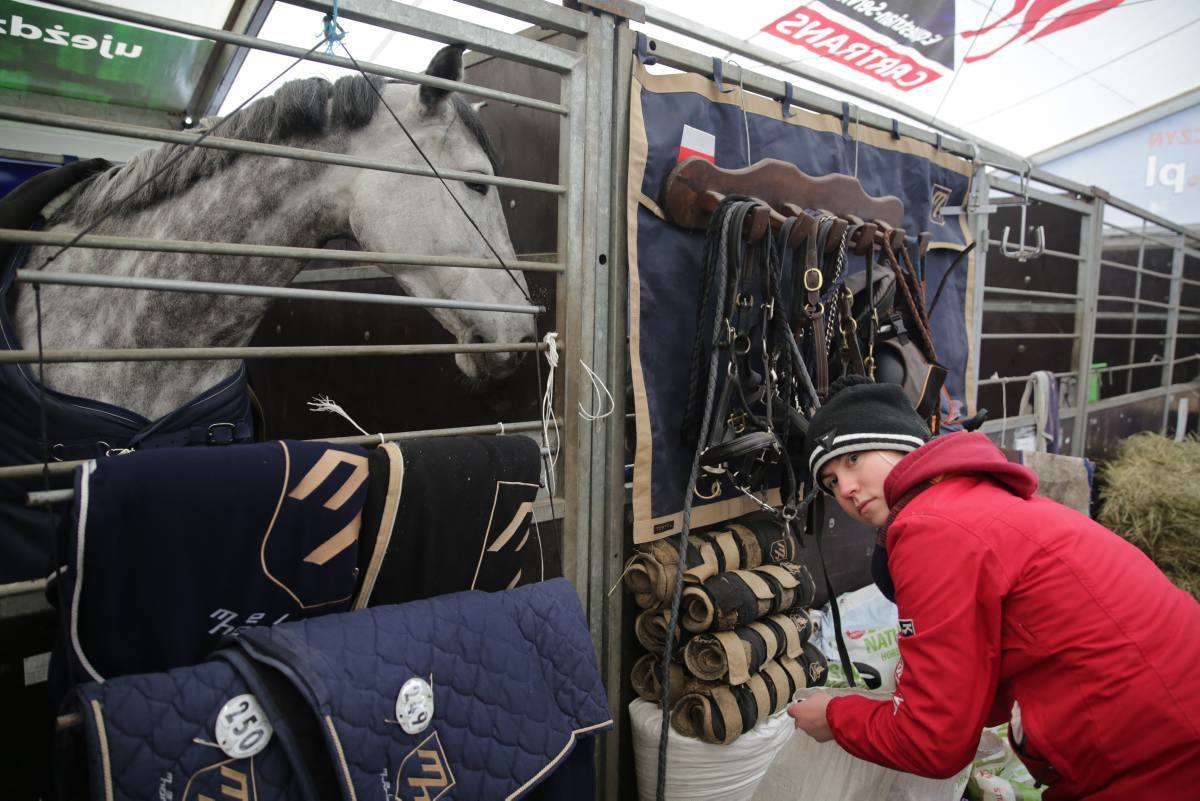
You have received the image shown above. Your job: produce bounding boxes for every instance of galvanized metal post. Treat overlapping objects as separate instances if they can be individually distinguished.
[1161,235,1186,431]
[559,39,592,614]
[967,164,990,416]
[1126,221,1147,395]
[1071,199,1105,457]
[600,22,635,801]
[572,12,621,800]
[552,11,627,797]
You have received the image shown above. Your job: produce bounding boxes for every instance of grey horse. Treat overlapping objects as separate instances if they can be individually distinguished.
[13,45,533,420]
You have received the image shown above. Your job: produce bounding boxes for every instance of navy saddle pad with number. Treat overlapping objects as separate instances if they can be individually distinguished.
[57,578,612,801]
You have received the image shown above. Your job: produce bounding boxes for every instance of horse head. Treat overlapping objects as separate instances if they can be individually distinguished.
[336,46,535,386]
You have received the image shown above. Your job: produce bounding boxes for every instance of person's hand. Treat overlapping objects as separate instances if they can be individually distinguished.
[787,692,834,742]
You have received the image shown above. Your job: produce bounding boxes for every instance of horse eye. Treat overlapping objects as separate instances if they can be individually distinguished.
[465,181,489,195]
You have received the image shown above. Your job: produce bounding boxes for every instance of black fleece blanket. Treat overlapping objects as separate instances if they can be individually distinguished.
[357,435,544,606]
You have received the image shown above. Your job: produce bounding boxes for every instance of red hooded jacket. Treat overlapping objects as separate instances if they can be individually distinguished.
[825,432,1200,800]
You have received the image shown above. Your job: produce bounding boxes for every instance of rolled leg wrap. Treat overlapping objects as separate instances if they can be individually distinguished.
[682,561,816,632]
[624,513,799,609]
[799,641,829,688]
[670,655,808,744]
[632,652,711,709]
[683,609,813,684]
[635,608,692,655]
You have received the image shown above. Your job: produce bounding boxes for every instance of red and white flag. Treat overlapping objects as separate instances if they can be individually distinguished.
[678,124,716,163]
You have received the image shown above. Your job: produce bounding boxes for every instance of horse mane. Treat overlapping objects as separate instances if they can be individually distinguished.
[56,74,500,227]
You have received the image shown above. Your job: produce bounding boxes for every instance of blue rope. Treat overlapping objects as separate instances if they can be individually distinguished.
[323,0,345,55]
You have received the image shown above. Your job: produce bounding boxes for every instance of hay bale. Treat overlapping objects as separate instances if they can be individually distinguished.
[1097,433,1200,599]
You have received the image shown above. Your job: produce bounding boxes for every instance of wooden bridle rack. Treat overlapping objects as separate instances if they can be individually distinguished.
[661,157,931,260]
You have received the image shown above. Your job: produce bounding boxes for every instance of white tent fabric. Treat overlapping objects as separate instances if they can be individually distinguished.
[68,0,1200,159]
[629,0,1200,157]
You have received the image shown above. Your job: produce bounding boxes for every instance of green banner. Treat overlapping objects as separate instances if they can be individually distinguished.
[0,0,213,112]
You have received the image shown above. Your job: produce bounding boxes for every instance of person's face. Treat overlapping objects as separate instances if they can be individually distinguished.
[818,450,901,527]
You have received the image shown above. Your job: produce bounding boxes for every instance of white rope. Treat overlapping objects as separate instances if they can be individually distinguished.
[729,58,752,167]
[541,333,560,495]
[999,375,1009,447]
[307,394,385,445]
[577,358,615,421]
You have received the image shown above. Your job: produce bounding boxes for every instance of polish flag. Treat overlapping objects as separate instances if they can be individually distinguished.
[678,125,716,163]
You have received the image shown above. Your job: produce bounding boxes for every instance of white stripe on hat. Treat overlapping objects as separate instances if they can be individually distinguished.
[808,432,924,465]
[809,433,925,475]
[831,432,926,447]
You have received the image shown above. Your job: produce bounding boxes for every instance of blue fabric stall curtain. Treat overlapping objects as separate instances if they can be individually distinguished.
[626,64,977,544]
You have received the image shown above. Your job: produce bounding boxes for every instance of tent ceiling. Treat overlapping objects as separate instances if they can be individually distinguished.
[630,0,1200,157]
[2,1,1196,158]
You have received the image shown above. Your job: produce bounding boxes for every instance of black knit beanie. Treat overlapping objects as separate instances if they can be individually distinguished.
[803,375,931,492]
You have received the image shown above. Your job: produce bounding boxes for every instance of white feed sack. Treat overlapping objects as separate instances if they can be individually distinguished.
[629,698,794,801]
[816,583,902,691]
[753,689,971,801]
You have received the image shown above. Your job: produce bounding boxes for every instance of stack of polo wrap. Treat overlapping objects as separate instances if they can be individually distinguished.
[684,609,813,684]
[670,643,830,745]
[624,513,798,609]
[626,513,825,747]
[682,561,816,632]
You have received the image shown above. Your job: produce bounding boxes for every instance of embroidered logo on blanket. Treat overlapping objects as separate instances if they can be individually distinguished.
[262,444,368,609]
[182,760,258,801]
[395,731,456,801]
[471,481,539,591]
[930,184,951,224]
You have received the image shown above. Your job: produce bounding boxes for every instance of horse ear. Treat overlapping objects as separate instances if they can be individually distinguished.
[420,45,464,110]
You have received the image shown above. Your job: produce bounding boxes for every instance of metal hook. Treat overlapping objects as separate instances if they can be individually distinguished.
[712,57,735,93]
[1000,159,1046,262]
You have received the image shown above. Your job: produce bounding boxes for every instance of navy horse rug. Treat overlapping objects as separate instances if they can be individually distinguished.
[0,160,254,588]
[56,579,612,801]
[57,439,371,688]
[358,435,545,606]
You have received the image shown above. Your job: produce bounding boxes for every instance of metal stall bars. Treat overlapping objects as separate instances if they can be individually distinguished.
[0,0,576,502]
[0,2,636,796]
[635,0,1200,455]
[968,164,1200,457]
[0,0,595,767]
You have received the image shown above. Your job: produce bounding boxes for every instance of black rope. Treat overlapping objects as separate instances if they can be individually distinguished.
[332,39,559,526]
[808,491,856,687]
[928,241,976,315]
[655,200,754,801]
[336,41,534,308]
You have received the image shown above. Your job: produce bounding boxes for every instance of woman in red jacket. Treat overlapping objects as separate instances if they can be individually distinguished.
[786,377,1200,800]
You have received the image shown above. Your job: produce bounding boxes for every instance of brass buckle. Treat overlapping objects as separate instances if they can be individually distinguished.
[803,267,823,292]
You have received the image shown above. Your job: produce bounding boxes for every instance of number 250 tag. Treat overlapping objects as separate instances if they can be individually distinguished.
[216,694,274,759]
